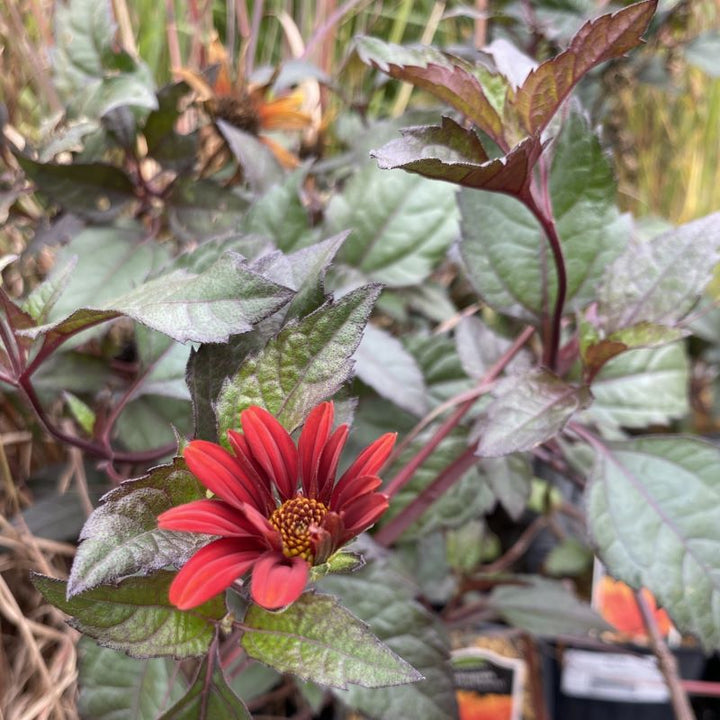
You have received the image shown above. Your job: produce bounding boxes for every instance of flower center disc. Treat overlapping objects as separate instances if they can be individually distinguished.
[269,497,328,561]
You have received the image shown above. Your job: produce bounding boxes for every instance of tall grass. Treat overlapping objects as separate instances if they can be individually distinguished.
[613,1,720,223]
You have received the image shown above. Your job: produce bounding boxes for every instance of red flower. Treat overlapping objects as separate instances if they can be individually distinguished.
[158,402,395,611]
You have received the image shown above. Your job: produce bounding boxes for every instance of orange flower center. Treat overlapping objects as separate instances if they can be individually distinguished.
[269,497,328,562]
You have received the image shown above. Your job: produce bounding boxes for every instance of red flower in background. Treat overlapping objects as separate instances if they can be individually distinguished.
[158,402,395,611]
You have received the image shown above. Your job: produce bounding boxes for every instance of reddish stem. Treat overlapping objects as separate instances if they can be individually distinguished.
[376,446,478,547]
[520,186,567,371]
[384,325,535,499]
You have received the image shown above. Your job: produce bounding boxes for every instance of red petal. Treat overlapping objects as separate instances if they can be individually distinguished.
[158,499,257,536]
[168,538,263,609]
[336,433,396,490]
[298,402,334,498]
[238,503,284,551]
[340,493,389,541]
[184,441,259,509]
[250,553,308,610]
[240,407,298,501]
[317,424,349,505]
[330,474,382,512]
[226,430,274,513]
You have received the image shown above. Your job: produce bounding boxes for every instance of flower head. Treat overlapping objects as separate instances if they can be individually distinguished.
[177,36,312,168]
[158,402,395,611]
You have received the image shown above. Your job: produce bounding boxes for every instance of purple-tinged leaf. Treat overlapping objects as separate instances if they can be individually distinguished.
[356,37,505,146]
[68,457,208,597]
[34,572,225,658]
[580,319,688,379]
[241,592,422,689]
[482,454,532,521]
[21,252,294,359]
[460,112,626,320]
[510,0,657,135]
[22,257,78,324]
[355,324,428,417]
[15,154,136,222]
[474,369,592,457]
[321,555,458,719]
[157,654,250,719]
[77,639,186,720]
[598,212,720,332]
[372,117,542,195]
[587,435,720,650]
[216,285,381,436]
[488,576,611,636]
[582,344,689,431]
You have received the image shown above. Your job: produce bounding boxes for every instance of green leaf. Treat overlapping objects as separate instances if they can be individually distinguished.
[144,82,197,171]
[459,112,627,319]
[509,0,657,135]
[587,435,720,649]
[53,0,157,118]
[383,429,494,539]
[241,592,421,689]
[216,284,380,435]
[355,324,428,417]
[356,37,504,144]
[34,572,224,658]
[22,257,77,323]
[545,538,593,577]
[158,655,250,720]
[216,121,283,194]
[582,343,689,430]
[115,397,190,454]
[459,192,545,320]
[474,369,592,457]
[244,169,319,252]
[77,638,186,720]
[326,162,458,287]
[184,234,345,439]
[63,391,96,434]
[549,112,629,309]
[581,320,688,379]
[68,458,207,596]
[46,223,169,325]
[598,212,720,332]
[27,252,294,351]
[487,576,611,635]
[276,233,348,321]
[482,454,532,521]
[371,118,541,195]
[455,315,530,380]
[321,557,458,720]
[167,179,249,242]
[16,155,136,222]
[406,333,475,408]
[135,328,192,401]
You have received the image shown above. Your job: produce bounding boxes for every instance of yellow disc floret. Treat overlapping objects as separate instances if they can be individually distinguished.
[269,497,328,562]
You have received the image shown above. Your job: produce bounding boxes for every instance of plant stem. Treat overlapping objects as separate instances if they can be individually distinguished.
[522,188,566,371]
[384,325,535,497]
[383,399,476,499]
[18,374,175,465]
[376,446,479,546]
[635,589,696,720]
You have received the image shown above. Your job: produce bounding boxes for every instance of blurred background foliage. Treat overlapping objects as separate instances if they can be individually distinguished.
[2,1,720,718]
[3,0,720,224]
